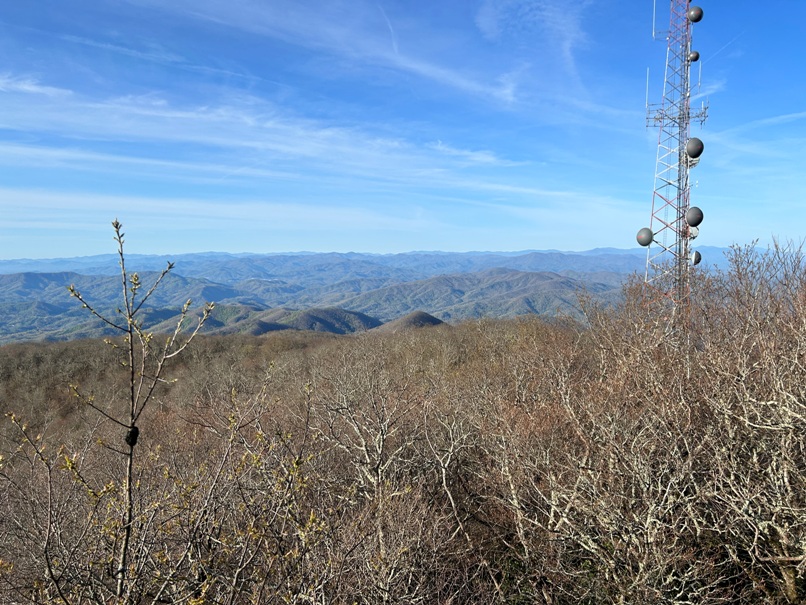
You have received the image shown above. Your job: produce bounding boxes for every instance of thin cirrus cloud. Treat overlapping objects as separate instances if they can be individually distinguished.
[0,80,525,188]
[704,112,806,170]
[121,0,524,105]
[59,34,257,81]
[427,141,522,167]
[5,0,803,257]
[475,0,589,70]
[0,142,306,186]
[0,75,596,221]
[60,35,184,64]
[0,73,72,97]
[0,186,435,250]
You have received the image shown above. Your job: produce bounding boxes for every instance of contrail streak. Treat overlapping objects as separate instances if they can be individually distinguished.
[703,32,744,64]
[377,4,399,55]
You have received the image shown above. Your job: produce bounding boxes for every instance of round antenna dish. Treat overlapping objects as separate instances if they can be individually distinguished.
[636,227,654,247]
[689,50,700,62]
[690,250,702,266]
[686,206,704,227]
[687,6,703,22]
[686,137,704,159]
[689,226,700,240]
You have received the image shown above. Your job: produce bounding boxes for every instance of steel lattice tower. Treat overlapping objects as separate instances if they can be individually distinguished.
[637,1,707,312]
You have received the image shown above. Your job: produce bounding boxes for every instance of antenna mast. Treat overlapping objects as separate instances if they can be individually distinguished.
[637,1,708,315]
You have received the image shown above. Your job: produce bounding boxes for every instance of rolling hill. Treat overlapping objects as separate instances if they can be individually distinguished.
[0,248,726,343]
[373,311,444,333]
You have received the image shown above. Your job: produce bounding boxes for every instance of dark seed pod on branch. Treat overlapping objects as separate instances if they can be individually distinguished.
[125,426,139,447]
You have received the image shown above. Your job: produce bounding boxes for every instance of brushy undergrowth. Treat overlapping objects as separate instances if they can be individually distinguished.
[1,240,804,604]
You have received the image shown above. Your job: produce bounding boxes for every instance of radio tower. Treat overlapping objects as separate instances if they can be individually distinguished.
[636,1,708,315]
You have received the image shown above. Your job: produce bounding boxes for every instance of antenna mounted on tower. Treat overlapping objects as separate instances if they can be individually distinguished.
[637,0,709,317]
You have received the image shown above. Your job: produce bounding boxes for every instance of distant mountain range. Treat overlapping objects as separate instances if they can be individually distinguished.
[0,248,729,343]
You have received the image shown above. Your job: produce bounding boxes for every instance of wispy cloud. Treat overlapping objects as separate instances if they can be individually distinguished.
[475,0,589,71]
[388,53,518,104]
[60,34,256,81]
[428,141,520,166]
[0,78,620,237]
[0,73,72,97]
[0,142,303,185]
[377,4,399,55]
[60,35,184,64]
[121,0,520,104]
[719,110,806,136]
[703,112,806,171]
[690,78,726,103]
[472,0,597,113]
[0,84,527,185]
[0,187,431,234]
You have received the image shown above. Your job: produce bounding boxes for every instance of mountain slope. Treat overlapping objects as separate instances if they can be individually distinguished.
[336,268,610,322]
[272,308,382,334]
[0,249,651,343]
[373,311,444,333]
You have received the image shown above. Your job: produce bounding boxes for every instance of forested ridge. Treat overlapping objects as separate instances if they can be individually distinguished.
[3,246,711,343]
[0,242,804,603]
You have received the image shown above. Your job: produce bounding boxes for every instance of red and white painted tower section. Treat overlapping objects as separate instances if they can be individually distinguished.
[637,1,708,311]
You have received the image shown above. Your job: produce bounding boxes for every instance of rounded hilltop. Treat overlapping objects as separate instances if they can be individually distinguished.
[375,310,444,333]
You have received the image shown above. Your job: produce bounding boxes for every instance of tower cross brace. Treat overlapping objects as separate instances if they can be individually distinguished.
[637,0,708,314]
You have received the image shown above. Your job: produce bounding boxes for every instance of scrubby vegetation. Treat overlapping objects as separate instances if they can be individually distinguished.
[1,241,805,603]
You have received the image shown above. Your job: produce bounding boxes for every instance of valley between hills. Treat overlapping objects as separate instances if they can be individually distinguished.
[0,247,728,343]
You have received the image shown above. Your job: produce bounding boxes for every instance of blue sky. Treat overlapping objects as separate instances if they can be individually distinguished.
[1,0,804,258]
